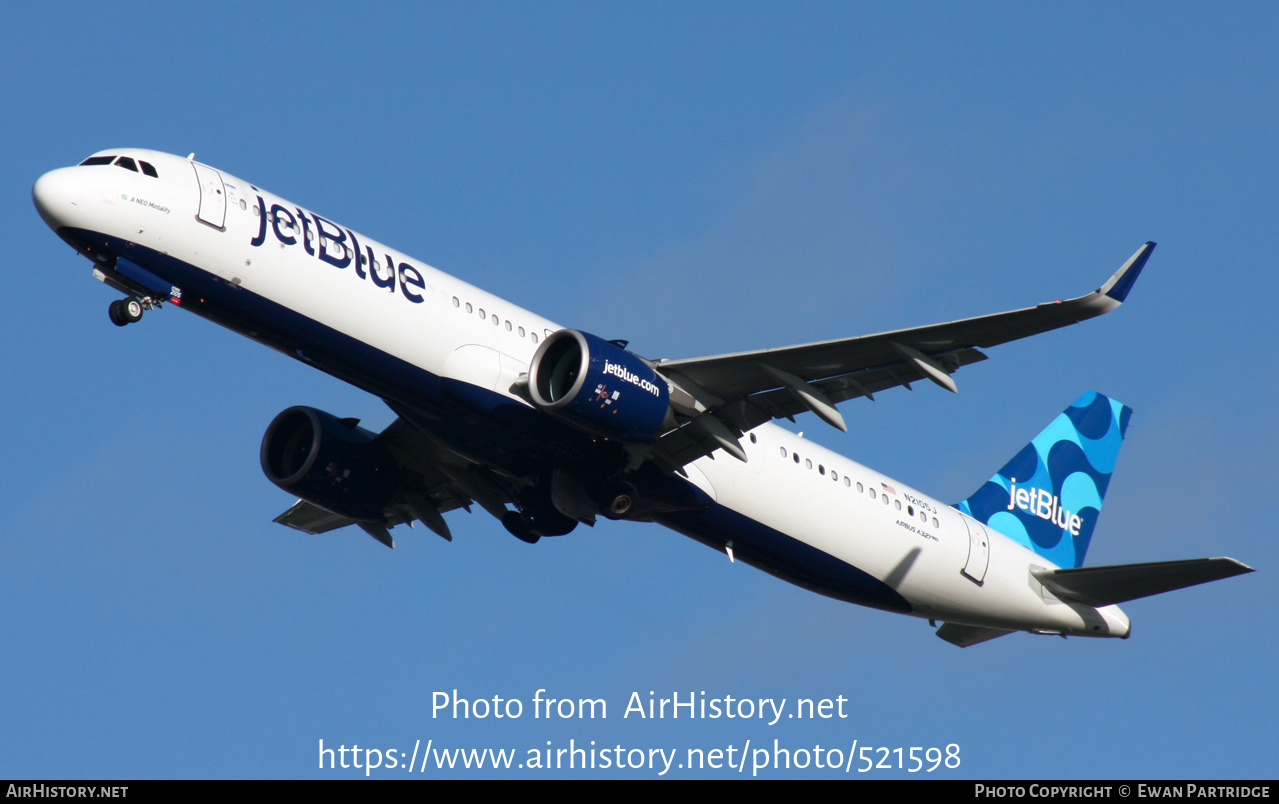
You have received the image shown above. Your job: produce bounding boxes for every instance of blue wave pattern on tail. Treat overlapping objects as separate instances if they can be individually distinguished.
[956,392,1132,568]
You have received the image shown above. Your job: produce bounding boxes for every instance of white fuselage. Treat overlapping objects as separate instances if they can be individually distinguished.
[33,148,1131,640]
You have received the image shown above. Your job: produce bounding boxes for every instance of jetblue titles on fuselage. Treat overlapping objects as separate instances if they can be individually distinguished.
[249,195,431,305]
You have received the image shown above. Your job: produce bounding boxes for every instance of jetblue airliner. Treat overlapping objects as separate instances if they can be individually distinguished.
[33,149,1252,647]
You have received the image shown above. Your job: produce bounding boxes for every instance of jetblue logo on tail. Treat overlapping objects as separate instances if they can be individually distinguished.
[1007,483,1083,537]
[957,392,1132,568]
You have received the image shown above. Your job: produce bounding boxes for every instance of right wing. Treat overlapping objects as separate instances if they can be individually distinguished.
[648,243,1156,470]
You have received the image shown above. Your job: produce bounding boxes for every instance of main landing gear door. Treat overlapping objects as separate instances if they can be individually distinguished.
[961,515,991,585]
[192,162,227,231]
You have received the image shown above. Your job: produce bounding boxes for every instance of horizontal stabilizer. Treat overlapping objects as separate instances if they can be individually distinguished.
[1033,557,1253,607]
[935,623,1014,648]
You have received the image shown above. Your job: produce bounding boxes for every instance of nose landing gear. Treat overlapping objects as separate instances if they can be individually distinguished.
[107,296,162,327]
[108,298,143,326]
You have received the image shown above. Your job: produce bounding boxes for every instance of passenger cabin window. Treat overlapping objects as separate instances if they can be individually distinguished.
[114,157,138,172]
[79,155,115,166]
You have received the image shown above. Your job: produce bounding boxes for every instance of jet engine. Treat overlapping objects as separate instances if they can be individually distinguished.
[260,406,399,522]
[527,329,674,441]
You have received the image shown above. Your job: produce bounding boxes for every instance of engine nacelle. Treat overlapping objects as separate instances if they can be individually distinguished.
[260,406,399,522]
[528,329,672,441]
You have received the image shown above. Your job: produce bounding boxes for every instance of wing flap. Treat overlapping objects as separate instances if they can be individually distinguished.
[651,347,987,470]
[274,499,359,535]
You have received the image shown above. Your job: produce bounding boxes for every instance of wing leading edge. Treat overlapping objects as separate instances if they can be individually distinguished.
[649,243,1156,470]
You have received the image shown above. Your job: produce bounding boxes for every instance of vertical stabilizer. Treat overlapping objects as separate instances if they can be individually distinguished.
[956,392,1132,568]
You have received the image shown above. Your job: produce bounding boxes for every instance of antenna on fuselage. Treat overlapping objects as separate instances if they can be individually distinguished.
[186,153,195,160]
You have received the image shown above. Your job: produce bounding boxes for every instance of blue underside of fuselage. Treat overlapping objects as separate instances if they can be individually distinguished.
[654,507,912,612]
[67,227,911,615]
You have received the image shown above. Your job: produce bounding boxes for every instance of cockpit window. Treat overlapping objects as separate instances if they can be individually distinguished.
[114,157,138,172]
[139,160,158,178]
[79,156,115,166]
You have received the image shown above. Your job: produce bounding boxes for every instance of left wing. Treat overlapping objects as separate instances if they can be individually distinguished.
[649,243,1155,470]
[274,415,503,548]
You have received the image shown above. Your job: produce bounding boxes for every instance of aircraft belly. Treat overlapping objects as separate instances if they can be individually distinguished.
[653,502,913,613]
[678,440,909,612]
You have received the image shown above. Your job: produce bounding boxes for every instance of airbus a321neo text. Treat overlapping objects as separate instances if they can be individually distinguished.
[34,149,1252,647]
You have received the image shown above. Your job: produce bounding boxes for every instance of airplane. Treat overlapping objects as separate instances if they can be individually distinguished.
[32,148,1252,647]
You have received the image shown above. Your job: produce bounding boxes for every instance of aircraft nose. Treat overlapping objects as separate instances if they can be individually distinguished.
[32,167,82,230]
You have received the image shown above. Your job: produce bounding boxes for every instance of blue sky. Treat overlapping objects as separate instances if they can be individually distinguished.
[3,2,1275,779]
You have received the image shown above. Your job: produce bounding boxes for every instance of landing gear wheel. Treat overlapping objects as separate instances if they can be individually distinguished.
[108,298,144,326]
[122,298,144,323]
[609,494,633,516]
[609,487,636,517]
[502,512,541,544]
[602,481,638,518]
[108,299,128,327]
